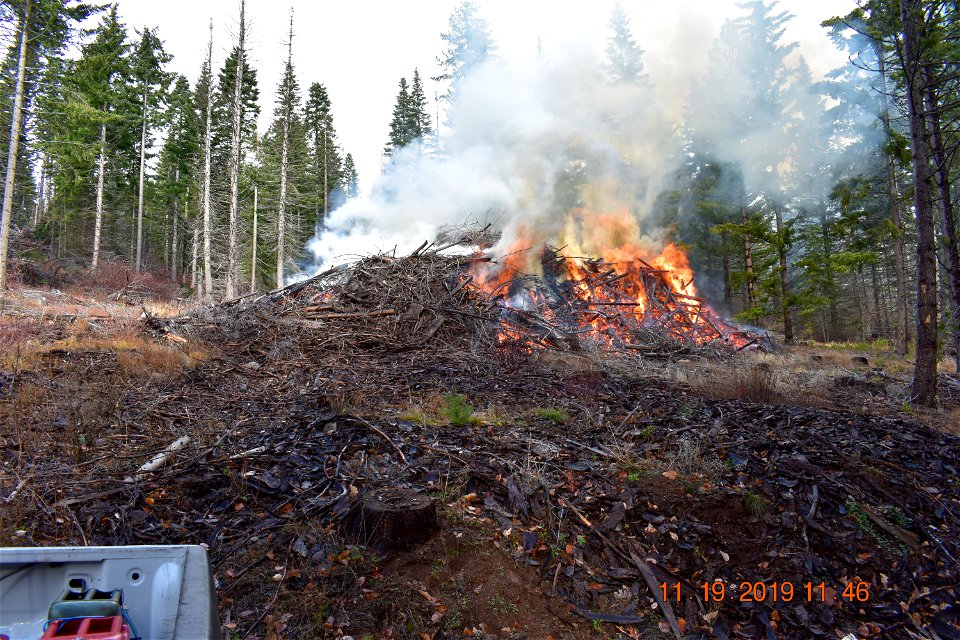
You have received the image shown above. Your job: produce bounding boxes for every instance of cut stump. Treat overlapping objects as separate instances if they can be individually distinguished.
[345,488,439,553]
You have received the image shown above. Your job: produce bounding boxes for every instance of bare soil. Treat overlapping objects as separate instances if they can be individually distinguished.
[2,270,959,640]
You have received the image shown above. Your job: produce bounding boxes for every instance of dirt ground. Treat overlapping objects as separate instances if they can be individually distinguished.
[2,279,959,640]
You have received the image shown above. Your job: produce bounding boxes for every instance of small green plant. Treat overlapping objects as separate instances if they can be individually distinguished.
[638,424,657,440]
[846,499,908,555]
[442,393,475,426]
[534,407,569,423]
[591,619,602,631]
[743,491,766,516]
[488,593,519,616]
[627,472,641,483]
[885,505,910,527]
[576,535,586,546]
[900,401,913,413]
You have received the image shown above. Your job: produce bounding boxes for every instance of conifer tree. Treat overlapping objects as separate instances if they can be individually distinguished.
[385,77,411,158]
[605,3,645,84]
[129,26,172,271]
[0,0,99,288]
[406,69,432,144]
[197,20,215,297]
[434,1,496,104]
[341,153,359,199]
[221,0,255,299]
[67,5,130,269]
[156,74,198,280]
[273,15,297,289]
[304,82,342,221]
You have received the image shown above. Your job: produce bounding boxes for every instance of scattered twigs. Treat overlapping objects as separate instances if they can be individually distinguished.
[355,417,408,466]
[630,550,683,639]
[239,540,294,640]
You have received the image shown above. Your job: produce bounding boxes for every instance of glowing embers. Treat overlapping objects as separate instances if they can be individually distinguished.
[468,243,760,352]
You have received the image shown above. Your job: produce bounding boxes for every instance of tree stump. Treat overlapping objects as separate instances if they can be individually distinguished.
[345,488,439,553]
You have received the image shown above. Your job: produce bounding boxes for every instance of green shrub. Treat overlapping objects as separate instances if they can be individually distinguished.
[442,393,474,426]
[534,407,569,423]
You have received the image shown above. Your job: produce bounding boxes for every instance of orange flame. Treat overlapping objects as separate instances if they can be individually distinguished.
[468,207,755,350]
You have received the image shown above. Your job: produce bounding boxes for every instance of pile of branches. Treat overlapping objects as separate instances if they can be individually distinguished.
[473,247,768,356]
[155,242,763,361]
[156,244,503,362]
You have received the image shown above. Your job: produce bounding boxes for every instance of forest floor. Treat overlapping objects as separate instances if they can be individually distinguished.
[1,251,959,640]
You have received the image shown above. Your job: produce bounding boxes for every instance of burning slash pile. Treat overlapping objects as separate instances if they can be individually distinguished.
[468,244,767,354]
[160,237,765,360]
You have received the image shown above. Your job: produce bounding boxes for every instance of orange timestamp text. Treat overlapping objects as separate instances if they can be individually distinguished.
[659,580,870,604]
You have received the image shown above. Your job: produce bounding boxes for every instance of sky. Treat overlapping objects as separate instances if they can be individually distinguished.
[112,0,857,196]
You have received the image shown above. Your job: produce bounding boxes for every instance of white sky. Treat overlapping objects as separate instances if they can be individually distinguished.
[113,0,856,193]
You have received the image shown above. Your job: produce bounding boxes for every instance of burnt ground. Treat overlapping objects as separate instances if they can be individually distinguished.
[2,252,959,640]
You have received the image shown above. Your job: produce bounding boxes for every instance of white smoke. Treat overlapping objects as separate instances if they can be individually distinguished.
[305,4,855,273]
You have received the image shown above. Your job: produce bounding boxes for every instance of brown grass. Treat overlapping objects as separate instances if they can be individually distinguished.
[67,260,181,301]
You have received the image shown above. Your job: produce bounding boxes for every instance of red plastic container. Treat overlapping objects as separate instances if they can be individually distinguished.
[41,616,129,640]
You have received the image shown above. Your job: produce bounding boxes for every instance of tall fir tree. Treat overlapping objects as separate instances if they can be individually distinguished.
[129,26,172,271]
[304,82,342,223]
[605,3,645,84]
[0,0,100,288]
[155,74,198,281]
[65,5,131,268]
[212,1,258,298]
[434,1,496,105]
[406,69,432,144]
[385,77,411,158]
[341,153,359,199]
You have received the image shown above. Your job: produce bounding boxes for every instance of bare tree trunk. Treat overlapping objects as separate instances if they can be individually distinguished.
[774,204,793,342]
[322,128,328,217]
[171,170,180,281]
[225,0,246,300]
[276,16,292,289]
[191,210,198,290]
[900,0,938,406]
[819,203,837,341]
[0,2,30,290]
[92,122,107,269]
[741,199,756,309]
[202,20,214,298]
[721,233,732,313]
[34,154,46,226]
[879,52,911,356]
[250,183,257,293]
[136,91,148,272]
[924,69,960,373]
[871,262,886,338]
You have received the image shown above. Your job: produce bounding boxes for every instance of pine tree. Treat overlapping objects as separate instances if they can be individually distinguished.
[0,0,100,287]
[899,0,939,406]
[129,26,172,271]
[304,82,342,223]
[156,74,198,281]
[273,15,297,288]
[605,3,645,84]
[219,0,257,299]
[684,0,815,341]
[434,1,496,104]
[197,20,215,297]
[341,153,359,199]
[385,77,411,158]
[66,5,131,269]
[406,69,432,144]
[384,70,433,160]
